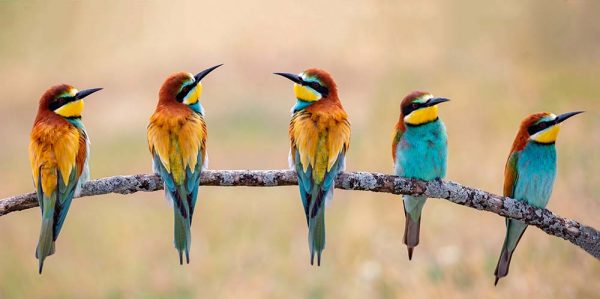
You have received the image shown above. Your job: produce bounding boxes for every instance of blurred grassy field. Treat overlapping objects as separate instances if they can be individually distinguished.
[1,0,599,298]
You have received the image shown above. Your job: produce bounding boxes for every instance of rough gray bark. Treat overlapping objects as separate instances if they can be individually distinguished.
[1,170,598,260]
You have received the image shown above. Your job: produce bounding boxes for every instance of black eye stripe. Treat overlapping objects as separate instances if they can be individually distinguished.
[176,84,195,103]
[49,96,75,111]
[304,81,328,97]
[402,102,427,116]
[528,120,555,135]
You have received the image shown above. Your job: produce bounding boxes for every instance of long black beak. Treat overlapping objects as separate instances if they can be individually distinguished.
[556,111,584,124]
[75,88,103,100]
[195,64,223,82]
[426,97,450,107]
[274,72,303,84]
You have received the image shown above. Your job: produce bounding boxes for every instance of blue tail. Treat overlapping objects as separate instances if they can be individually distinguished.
[309,208,326,266]
[170,186,192,265]
[154,153,202,265]
[35,188,58,274]
[36,216,56,274]
[295,151,345,266]
[173,205,191,265]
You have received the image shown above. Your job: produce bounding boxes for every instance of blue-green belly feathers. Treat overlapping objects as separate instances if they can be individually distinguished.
[513,142,557,208]
[395,119,447,180]
[495,140,557,284]
[394,118,447,259]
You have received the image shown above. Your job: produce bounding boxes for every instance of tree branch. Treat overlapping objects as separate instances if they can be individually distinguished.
[1,170,598,260]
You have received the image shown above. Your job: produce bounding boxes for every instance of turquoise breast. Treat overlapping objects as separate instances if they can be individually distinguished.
[514,141,557,208]
[395,119,447,181]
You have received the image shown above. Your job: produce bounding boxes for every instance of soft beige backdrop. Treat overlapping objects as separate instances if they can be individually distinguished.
[0,1,599,298]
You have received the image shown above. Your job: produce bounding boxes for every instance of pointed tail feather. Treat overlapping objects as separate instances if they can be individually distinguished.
[173,206,191,265]
[403,196,426,260]
[36,217,56,274]
[494,244,514,286]
[403,214,421,260]
[494,219,528,285]
[309,209,326,266]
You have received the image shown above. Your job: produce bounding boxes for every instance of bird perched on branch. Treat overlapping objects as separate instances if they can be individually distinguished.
[494,111,583,285]
[29,84,102,273]
[392,91,449,260]
[147,64,221,264]
[275,68,350,266]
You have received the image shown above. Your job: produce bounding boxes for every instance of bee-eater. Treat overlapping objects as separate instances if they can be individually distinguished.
[29,84,102,273]
[494,111,583,285]
[275,68,350,266]
[147,64,221,264]
[392,91,449,260]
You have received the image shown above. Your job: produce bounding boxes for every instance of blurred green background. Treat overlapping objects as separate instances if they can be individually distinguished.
[0,1,599,298]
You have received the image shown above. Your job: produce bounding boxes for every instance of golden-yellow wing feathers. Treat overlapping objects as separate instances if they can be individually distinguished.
[29,117,85,195]
[289,104,350,183]
[147,106,207,185]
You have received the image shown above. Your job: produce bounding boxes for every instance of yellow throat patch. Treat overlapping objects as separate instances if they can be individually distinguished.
[55,99,84,118]
[294,83,320,102]
[405,105,438,125]
[532,125,560,143]
[183,83,202,105]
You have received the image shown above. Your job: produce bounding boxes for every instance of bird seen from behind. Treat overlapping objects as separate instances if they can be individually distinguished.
[275,68,351,266]
[147,64,222,264]
[29,84,102,273]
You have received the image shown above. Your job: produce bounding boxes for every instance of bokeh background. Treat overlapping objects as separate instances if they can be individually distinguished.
[1,1,599,298]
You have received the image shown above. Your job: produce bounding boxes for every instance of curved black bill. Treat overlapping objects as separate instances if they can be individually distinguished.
[426,97,450,107]
[195,64,223,82]
[75,88,103,100]
[274,72,303,84]
[556,111,584,124]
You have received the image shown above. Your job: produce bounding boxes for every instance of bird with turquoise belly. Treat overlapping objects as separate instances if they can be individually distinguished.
[392,91,450,260]
[494,110,583,285]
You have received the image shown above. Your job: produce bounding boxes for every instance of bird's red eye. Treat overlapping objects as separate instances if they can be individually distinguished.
[412,103,419,109]
[539,122,546,129]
